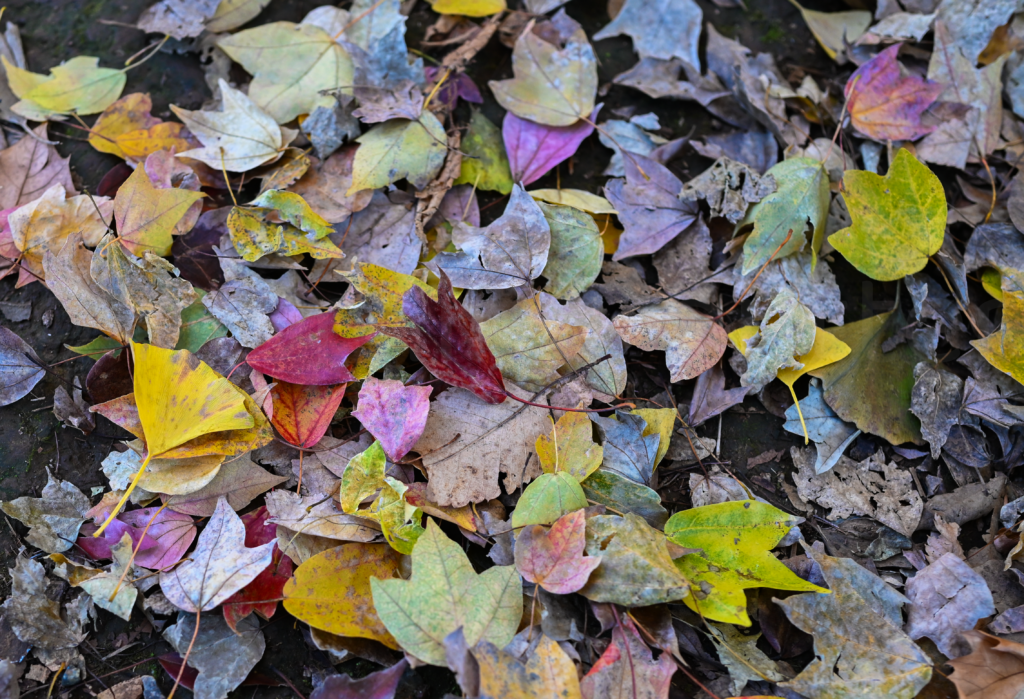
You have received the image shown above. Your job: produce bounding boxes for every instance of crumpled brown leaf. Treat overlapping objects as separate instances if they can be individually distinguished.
[412,384,550,507]
[53,378,95,434]
[680,156,776,224]
[948,630,1024,699]
[288,146,373,223]
[1,556,89,650]
[792,446,923,537]
[0,471,89,554]
[137,0,220,41]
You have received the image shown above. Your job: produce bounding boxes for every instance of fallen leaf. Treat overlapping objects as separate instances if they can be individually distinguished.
[137,0,219,40]
[176,298,228,353]
[536,410,603,482]
[489,11,597,127]
[430,0,506,16]
[165,454,287,516]
[740,157,828,275]
[206,0,272,33]
[80,506,195,570]
[579,513,690,607]
[948,630,1024,699]
[217,22,352,124]
[88,93,194,160]
[580,616,675,699]
[593,0,702,69]
[665,500,827,625]
[514,509,601,594]
[689,362,750,427]
[829,150,945,281]
[348,112,447,193]
[289,147,374,224]
[810,308,925,445]
[0,326,46,408]
[220,506,292,631]
[783,378,861,474]
[510,472,588,528]
[172,79,288,172]
[679,157,775,226]
[379,270,506,404]
[160,497,274,612]
[844,44,943,141]
[905,552,995,658]
[114,163,205,258]
[581,470,668,529]
[201,276,277,349]
[604,153,698,261]
[972,282,1024,387]
[1,556,87,650]
[412,383,550,507]
[707,622,786,696]
[739,290,816,392]
[7,55,125,116]
[453,110,512,194]
[309,660,408,699]
[51,534,138,620]
[163,612,264,699]
[778,546,932,699]
[733,251,845,326]
[351,377,431,462]
[529,188,615,214]
[0,471,89,554]
[0,124,75,210]
[9,183,112,285]
[480,295,589,391]
[371,519,522,666]
[430,185,550,290]
[790,0,871,61]
[590,411,659,486]
[270,381,346,449]
[792,446,923,537]
[474,634,582,699]
[503,109,596,186]
[911,361,964,459]
[613,299,727,382]
[538,201,603,300]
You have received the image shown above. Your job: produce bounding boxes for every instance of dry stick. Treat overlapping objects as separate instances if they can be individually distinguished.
[931,257,984,338]
[167,608,201,699]
[712,229,794,322]
[296,450,304,494]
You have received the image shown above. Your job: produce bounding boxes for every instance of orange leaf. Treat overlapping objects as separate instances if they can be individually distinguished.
[270,381,347,449]
[89,93,194,161]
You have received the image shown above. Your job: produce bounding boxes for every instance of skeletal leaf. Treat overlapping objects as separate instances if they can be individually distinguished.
[2,556,87,650]
[829,150,945,281]
[489,10,597,127]
[282,543,401,648]
[218,22,353,124]
[514,510,600,595]
[579,513,690,607]
[614,299,727,382]
[778,547,932,699]
[159,497,275,612]
[172,80,287,172]
[665,500,827,626]
[370,519,522,666]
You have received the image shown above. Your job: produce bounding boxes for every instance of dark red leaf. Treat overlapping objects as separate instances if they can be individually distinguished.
[309,659,408,699]
[86,349,133,404]
[270,380,347,448]
[97,162,133,198]
[222,506,293,632]
[247,312,373,385]
[379,270,505,404]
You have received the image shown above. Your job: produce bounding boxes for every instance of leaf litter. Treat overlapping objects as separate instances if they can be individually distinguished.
[7,2,1024,698]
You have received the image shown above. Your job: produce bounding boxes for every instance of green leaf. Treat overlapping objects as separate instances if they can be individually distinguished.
[175,296,227,354]
[665,500,828,626]
[510,472,588,529]
[741,157,829,274]
[581,471,668,529]
[829,150,945,281]
[579,513,690,607]
[249,190,333,240]
[809,309,925,445]
[24,56,126,115]
[741,290,817,392]
[454,111,512,194]
[339,441,387,515]
[538,202,604,300]
[349,113,448,194]
[370,519,522,666]
[67,326,147,359]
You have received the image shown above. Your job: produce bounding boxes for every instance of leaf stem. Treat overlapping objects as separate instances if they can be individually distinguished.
[93,451,152,537]
[786,383,809,444]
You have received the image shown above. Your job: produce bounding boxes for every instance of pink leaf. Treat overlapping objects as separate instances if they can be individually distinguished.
[78,507,196,569]
[247,311,374,385]
[269,297,303,332]
[503,106,599,186]
[514,510,601,594]
[351,378,431,462]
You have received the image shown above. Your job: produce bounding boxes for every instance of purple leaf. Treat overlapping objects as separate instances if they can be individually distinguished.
[689,363,750,426]
[270,297,303,332]
[310,660,408,699]
[605,152,698,260]
[504,106,600,186]
[78,507,196,569]
[352,378,432,462]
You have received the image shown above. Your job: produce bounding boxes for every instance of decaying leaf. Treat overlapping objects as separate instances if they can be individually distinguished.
[163,612,264,699]
[904,552,995,658]
[613,299,727,382]
[1,471,89,554]
[0,326,47,408]
[579,616,675,699]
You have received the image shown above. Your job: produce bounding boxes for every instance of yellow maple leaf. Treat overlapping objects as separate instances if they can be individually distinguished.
[113,165,205,257]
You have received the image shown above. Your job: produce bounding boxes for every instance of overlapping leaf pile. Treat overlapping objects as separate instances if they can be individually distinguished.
[6,0,1024,698]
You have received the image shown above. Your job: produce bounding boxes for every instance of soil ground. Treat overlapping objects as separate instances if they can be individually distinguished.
[0,0,877,696]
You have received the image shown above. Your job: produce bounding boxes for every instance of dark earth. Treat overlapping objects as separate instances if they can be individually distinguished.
[0,0,917,697]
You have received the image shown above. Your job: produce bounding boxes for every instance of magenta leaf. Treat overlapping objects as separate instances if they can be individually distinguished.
[78,507,196,569]
[845,44,943,142]
[246,311,374,385]
[604,152,698,260]
[352,378,432,462]
[504,107,599,186]
[269,297,303,332]
[378,270,506,404]
[514,510,601,595]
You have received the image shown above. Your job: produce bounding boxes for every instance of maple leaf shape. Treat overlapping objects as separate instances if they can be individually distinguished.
[580,616,676,699]
[844,44,943,142]
[514,510,601,594]
[222,506,293,633]
[351,377,431,462]
[379,270,506,404]
[247,311,372,385]
[159,497,275,612]
[114,164,205,257]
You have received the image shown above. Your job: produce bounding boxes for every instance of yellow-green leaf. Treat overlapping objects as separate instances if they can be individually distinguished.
[510,472,588,529]
[535,411,603,482]
[529,188,616,214]
[454,110,512,194]
[370,519,522,666]
[429,0,506,17]
[828,150,945,281]
[665,500,828,625]
[114,165,205,258]
[349,113,447,194]
[631,407,676,468]
[22,56,125,116]
[972,282,1024,386]
[538,202,604,300]
[339,441,386,515]
[373,477,425,555]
